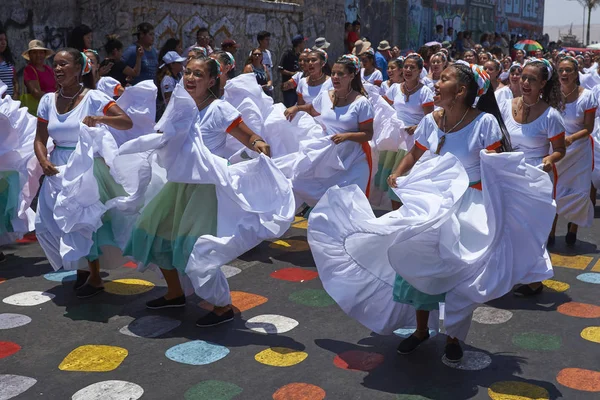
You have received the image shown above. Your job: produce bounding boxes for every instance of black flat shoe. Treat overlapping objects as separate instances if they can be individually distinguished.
[0,252,6,263]
[513,284,543,297]
[547,235,555,247]
[565,232,577,246]
[146,295,186,310]
[74,270,91,291]
[397,333,430,355]
[444,342,463,363]
[196,309,234,327]
[76,283,105,299]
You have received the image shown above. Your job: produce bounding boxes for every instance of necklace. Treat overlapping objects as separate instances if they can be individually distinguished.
[402,81,419,101]
[196,95,213,110]
[59,84,84,100]
[58,85,85,114]
[308,72,325,84]
[561,85,578,98]
[442,107,470,133]
[521,97,540,108]
[335,89,354,100]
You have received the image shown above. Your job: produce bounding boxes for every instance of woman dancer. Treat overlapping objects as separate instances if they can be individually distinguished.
[282,49,310,93]
[478,52,492,65]
[515,49,526,65]
[495,63,522,104]
[296,49,332,105]
[360,49,383,86]
[423,52,447,91]
[550,56,596,245]
[123,55,284,326]
[462,50,478,65]
[34,48,133,298]
[380,57,403,94]
[498,58,566,296]
[210,51,236,98]
[308,61,555,364]
[484,58,502,91]
[383,53,434,209]
[84,49,124,98]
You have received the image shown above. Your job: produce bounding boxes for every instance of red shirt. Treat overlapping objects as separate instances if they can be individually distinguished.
[347,32,360,52]
[23,64,56,94]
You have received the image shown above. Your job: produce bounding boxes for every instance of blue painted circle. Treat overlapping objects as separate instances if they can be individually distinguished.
[393,327,438,338]
[576,273,600,284]
[166,340,229,365]
[43,270,77,283]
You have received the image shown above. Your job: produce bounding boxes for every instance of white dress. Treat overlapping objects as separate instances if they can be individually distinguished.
[494,86,514,104]
[307,112,555,340]
[554,90,597,226]
[386,83,434,126]
[422,76,438,91]
[361,69,383,86]
[296,77,333,105]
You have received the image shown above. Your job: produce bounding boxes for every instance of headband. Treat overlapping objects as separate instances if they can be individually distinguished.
[524,57,553,79]
[226,51,236,69]
[84,49,98,57]
[561,55,579,69]
[191,46,208,57]
[313,48,328,63]
[509,62,523,72]
[301,48,312,54]
[453,60,491,97]
[405,52,424,65]
[488,57,502,71]
[80,52,92,75]
[482,52,493,60]
[361,48,375,56]
[431,51,447,63]
[213,58,222,78]
[341,54,360,74]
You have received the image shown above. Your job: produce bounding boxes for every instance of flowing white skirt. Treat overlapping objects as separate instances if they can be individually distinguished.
[555,135,594,226]
[307,151,555,340]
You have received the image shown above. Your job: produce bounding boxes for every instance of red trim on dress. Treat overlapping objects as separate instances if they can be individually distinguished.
[469,182,482,191]
[374,80,383,86]
[114,84,123,97]
[102,101,117,115]
[552,163,558,199]
[415,141,428,151]
[361,142,373,197]
[591,136,595,171]
[584,107,597,114]
[486,141,502,151]
[226,116,243,133]
[422,102,434,108]
[359,118,374,125]
[549,132,565,141]
[37,117,48,124]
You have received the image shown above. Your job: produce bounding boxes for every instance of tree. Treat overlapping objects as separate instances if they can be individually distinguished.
[576,0,600,46]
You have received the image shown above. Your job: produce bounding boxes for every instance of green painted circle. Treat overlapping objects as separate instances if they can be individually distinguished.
[396,395,432,400]
[512,332,561,351]
[288,289,335,307]
[184,380,242,400]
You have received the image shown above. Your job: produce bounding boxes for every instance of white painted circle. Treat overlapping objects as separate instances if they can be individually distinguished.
[0,375,37,400]
[472,307,513,325]
[119,315,181,338]
[71,380,143,400]
[442,351,492,370]
[2,291,55,306]
[221,265,242,279]
[0,314,32,330]
[245,314,299,334]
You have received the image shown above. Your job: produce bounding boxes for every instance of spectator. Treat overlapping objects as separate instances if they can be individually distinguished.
[279,34,306,107]
[101,35,142,87]
[375,40,392,81]
[444,27,454,43]
[463,31,475,50]
[391,45,401,59]
[257,31,273,89]
[21,40,56,114]
[433,25,444,42]
[344,22,353,53]
[347,21,361,53]
[188,27,212,55]
[534,49,544,58]
[157,51,186,108]
[515,49,525,65]
[480,33,490,50]
[68,24,92,51]
[490,46,503,60]
[454,31,464,57]
[244,48,272,96]
[352,39,371,56]
[158,38,183,62]
[313,37,330,51]
[122,22,158,85]
[0,29,18,99]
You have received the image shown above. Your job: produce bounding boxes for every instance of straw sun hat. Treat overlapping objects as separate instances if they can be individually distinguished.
[21,40,54,61]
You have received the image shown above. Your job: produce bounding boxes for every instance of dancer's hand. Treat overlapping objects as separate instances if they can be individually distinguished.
[331,133,347,144]
[284,106,299,121]
[405,125,417,135]
[541,157,554,172]
[565,135,573,147]
[253,140,271,157]
[99,62,113,76]
[82,116,103,127]
[387,174,399,188]
[40,159,59,176]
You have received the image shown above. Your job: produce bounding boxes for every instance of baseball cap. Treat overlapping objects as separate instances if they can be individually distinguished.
[221,39,240,48]
[292,34,308,46]
[160,51,186,68]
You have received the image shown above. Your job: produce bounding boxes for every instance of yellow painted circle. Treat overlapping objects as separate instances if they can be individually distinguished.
[542,280,570,292]
[58,345,128,372]
[269,240,310,252]
[104,279,155,295]
[488,381,549,400]
[581,326,600,344]
[254,347,308,367]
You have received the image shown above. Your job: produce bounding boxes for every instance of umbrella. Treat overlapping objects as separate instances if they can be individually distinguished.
[514,40,543,52]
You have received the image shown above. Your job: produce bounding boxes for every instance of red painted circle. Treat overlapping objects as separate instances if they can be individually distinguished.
[0,278,5,284]
[0,341,21,359]
[272,383,326,400]
[557,302,600,318]
[270,268,318,282]
[16,232,37,243]
[123,261,137,268]
[333,350,384,371]
[557,368,600,392]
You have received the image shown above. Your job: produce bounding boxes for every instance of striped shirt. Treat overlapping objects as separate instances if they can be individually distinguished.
[0,61,15,96]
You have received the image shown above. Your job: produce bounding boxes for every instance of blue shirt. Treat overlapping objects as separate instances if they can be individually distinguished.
[122,44,158,85]
[375,52,388,81]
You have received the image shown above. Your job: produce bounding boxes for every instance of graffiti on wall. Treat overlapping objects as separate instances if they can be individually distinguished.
[434,6,466,34]
[344,0,359,22]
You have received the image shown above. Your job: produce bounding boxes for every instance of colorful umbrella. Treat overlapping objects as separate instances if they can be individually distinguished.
[514,40,543,52]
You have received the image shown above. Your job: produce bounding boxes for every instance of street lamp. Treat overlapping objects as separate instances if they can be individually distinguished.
[567,0,586,45]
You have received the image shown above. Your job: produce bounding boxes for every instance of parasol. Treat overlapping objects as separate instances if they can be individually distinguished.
[514,40,543,52]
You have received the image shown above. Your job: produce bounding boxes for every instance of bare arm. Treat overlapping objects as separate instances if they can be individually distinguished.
[542,135,566,172]
[331,120,373,144]
[388,145,426,188]
[565,111,595,146]
[284,103,319,120]
[82,103,133,130]
[227,120,271,157]
[25,79,44,101]
[34,120,59,176]
[243,64,253,74]
[12,73,20,101]
[263,67,272,90]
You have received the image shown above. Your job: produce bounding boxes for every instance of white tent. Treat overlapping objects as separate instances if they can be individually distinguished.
[586,43,600,50]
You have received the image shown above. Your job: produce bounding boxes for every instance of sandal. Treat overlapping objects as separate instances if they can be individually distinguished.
[513,284,543,297]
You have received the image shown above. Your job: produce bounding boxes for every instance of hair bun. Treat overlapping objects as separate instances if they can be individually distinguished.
[106,34,119,41]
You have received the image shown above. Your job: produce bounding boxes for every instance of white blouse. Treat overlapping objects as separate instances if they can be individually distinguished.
[196,99,242,158]
[385,83,434,126]
[296,77,333,105]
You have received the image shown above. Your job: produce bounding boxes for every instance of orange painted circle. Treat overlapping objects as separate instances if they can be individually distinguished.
[272,383,326,400]
[333,350,384,371]
[557,368,600,392]
[0,278,5,284]
[557,302,600,318]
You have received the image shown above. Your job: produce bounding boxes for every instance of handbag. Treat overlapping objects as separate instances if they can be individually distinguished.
[20,65,40,116]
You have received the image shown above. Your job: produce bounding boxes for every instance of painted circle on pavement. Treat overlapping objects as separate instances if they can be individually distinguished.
[557,302,600,318]
[119,315,181,338]
[104,279,155,295]
[0,375,37,399]
[64,303,123,322]
[166,341,229,366]
[512,332,561,351]
[488,381,549,400]
[43,270,77,283]
[472,307,514,324]
[255,347,308,367]
[0,342,21,359]
[58,345,128,372]
[581,326,600,344]
[272,383,326,400]
[556,368,600,392]
[442,351,491,370]
[270,268,318,282]
[72,380,144,400]
[269,240,310,252]
[576,273,600,284]
[221,265,242,279]
[333,350,384,371]
[2,291,55,306]
[288,289,335,307]
[542,279,570,292]
[393,327,437,338]
[0,313,32,330]
[245,314,299,334]
[184,380,242,400]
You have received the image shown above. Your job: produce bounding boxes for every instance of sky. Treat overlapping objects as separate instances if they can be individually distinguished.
[544,0,600,26]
